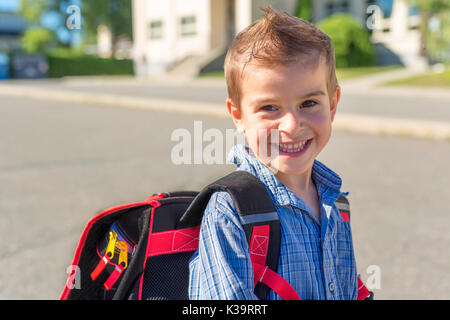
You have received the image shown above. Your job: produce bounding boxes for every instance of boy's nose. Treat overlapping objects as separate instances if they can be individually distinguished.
[278,111,303,136]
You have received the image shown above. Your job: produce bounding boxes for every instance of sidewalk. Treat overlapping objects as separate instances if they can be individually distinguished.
[0,69,449,140]
[339,67,450,101]
[339,67,423,91]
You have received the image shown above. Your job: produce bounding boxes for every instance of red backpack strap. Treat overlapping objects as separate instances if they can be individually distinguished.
[248,224,300,300]
[336,194,351,222]
[357,276,373,300]
[235,193,300,299]
[245,193,372,300]
[336,194,374,300]
[179,170,290,299]
[240,212,282,300]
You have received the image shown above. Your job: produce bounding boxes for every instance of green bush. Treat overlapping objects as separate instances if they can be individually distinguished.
[317,14,375,68]
[22,27,54,54]
[426,11,450,63]
[47,52,134,77]
[296,0,312,22]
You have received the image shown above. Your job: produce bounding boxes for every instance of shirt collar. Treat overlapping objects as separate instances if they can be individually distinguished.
[227,144,342,210]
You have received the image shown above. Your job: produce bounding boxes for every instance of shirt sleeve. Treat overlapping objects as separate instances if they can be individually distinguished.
[188,191,259,300]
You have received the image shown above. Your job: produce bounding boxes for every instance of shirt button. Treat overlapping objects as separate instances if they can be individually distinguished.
[329,282,335,292]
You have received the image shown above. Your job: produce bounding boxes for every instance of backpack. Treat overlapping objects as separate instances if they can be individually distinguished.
[60,171,373,300]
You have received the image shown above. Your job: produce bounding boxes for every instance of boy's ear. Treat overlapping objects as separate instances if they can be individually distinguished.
[330,85,341,122]
[226,98,245,133]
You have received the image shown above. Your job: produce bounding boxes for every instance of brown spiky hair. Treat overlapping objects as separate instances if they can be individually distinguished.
[224,6,338,109]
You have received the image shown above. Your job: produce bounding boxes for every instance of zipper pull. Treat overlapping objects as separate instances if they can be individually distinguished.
[104,241,128,290]
[105,230,118,260]
[117,241,128,269]
[90,230,118,280]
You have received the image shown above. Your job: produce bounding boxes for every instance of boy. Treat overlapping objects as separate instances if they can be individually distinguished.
[189,7,358,300]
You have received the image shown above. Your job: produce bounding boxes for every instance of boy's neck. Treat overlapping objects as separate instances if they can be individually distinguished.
[275,168,321,221]
[275,168,314,195]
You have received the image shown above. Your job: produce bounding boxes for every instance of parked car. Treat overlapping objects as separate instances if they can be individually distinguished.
[12,54,48,78]
[0,52,10,79]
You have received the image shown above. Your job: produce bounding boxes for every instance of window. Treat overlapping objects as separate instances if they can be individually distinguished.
[327,0,351,16]
[409,5,419,17]
[342,0,349,10]
[149,20,163,40]
[326,2,334,15]
[180,16,196,36]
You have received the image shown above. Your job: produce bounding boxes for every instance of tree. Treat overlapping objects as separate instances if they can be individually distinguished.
[409,0,450,63]
[19,0,72,52]
[296,0,312,22]
[19,0,48,22]
[81,0,132,56]
[21,27,54,53]
[318,14,375,68]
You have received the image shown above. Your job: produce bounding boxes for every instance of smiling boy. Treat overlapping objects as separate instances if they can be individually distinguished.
[189,7,358,300]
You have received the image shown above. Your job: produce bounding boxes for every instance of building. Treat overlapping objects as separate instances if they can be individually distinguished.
[370,0,427,69]
[0,11,27,53]
[132,0,298,77]
[132,0,426,77]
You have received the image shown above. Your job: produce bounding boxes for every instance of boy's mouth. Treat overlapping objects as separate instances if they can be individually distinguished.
[278,139,312,154]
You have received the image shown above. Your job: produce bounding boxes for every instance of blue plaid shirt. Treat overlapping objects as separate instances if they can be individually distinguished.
[188,144,358,300]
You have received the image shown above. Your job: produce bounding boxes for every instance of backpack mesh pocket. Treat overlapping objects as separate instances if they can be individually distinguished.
[141,252,194,300]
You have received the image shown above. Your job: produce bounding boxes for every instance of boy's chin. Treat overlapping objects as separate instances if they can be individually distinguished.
[275,152,316,176]
[249,148,314,174]
[256,156,313,178]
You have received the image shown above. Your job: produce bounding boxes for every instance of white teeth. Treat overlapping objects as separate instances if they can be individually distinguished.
[279,140,310,153]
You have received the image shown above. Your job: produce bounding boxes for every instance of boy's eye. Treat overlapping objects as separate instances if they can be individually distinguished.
[300,100,317,108]
[261,105,277,111]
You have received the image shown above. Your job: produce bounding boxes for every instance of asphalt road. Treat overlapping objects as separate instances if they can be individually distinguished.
[5,78,450,123]
[1,95,449,299]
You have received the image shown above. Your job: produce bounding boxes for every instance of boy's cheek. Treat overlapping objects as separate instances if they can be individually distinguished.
[244,129,260,153]
[309,112,333,131]
[245,128,280,159]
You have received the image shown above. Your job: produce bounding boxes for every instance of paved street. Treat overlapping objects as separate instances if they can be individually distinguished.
[1,93,450,300]
[2,76,450,123]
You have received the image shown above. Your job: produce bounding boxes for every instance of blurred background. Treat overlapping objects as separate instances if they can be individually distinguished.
[0,0,449,300]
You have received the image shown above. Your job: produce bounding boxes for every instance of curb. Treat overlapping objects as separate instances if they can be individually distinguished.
[0,84,449,141]
[333,113,450,141]
[340,85,450,102]
[0,84,227,118]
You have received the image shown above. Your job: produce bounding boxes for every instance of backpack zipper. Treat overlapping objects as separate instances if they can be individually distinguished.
[104,240,128,290]
[90,230,118,280]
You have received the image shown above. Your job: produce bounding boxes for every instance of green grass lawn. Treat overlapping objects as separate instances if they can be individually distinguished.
[199,65,403,80]
[335,65,402,80]
[198,71,225,78]
[381,68,450,87]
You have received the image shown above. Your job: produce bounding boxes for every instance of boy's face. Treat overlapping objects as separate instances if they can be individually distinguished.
[227,58,340,181]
